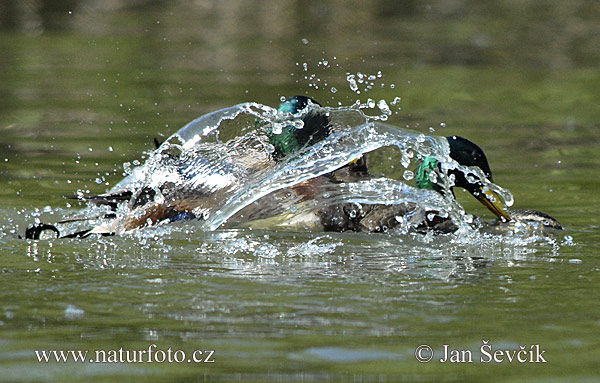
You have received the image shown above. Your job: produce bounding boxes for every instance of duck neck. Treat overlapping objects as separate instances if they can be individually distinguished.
[415,157,440,190]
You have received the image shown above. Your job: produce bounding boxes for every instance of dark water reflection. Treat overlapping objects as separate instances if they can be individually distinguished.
[2,0,598,68]
[1,1,599,382]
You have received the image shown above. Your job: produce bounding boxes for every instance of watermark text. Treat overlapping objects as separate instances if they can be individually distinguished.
[415,340,546,364]
[35,344,215,364]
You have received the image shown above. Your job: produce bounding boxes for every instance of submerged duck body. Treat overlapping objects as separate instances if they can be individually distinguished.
[486,209,563,233]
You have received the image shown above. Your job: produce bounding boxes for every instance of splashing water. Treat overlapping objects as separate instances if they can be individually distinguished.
[2,97,568,258]
[11,99,566,247]
[76,101,514,237]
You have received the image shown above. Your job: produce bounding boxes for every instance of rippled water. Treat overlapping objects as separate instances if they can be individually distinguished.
[1,1,600,382]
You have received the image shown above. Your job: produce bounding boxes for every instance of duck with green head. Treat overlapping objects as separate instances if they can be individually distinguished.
[267,96,330,160]
[314,134,510,232]
[418,135,511,222]
[319,135,563,233]
[25,95,335,238]
[24,96,561,239]
[414,135,560,231]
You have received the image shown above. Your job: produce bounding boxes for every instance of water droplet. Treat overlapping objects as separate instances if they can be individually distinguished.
[377,99,391,116]
[403,170,414,180]
[346,74,359,92]
[123,162,132,175]
[301,38,309,45]
[272,123,283,135]
[265,143,275,153]
[428,172,438,184]
[562,235,574,246]
[330,87,338,94]
[400,153,411,168]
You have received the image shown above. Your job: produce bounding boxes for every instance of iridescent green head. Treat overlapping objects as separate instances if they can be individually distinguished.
[415,157,440,190]
[267,96,330,160]
[416,136,493,190]
[415,136,511,221]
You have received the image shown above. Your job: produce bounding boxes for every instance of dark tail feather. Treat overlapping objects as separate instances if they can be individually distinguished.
[23,223,114,240]
[24,223,60,239]
[61,228,115,238]
[65,191,133,209]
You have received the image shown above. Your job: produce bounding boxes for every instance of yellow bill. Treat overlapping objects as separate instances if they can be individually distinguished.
[475,187,511,222]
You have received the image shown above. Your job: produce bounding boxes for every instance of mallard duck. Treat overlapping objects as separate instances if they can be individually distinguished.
[307,135,504,232]
[24,96,561,238]
[24,96,336,239]
[315,136,563,233]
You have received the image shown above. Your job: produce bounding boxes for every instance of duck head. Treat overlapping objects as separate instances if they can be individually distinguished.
[267,96,330,160]
[416,135,511,222]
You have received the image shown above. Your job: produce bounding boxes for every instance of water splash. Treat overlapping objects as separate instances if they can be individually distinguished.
[10,100,566,248]
[91,102,514,236]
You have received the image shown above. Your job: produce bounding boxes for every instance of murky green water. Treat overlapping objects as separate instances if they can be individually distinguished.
[1,1,599,382]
